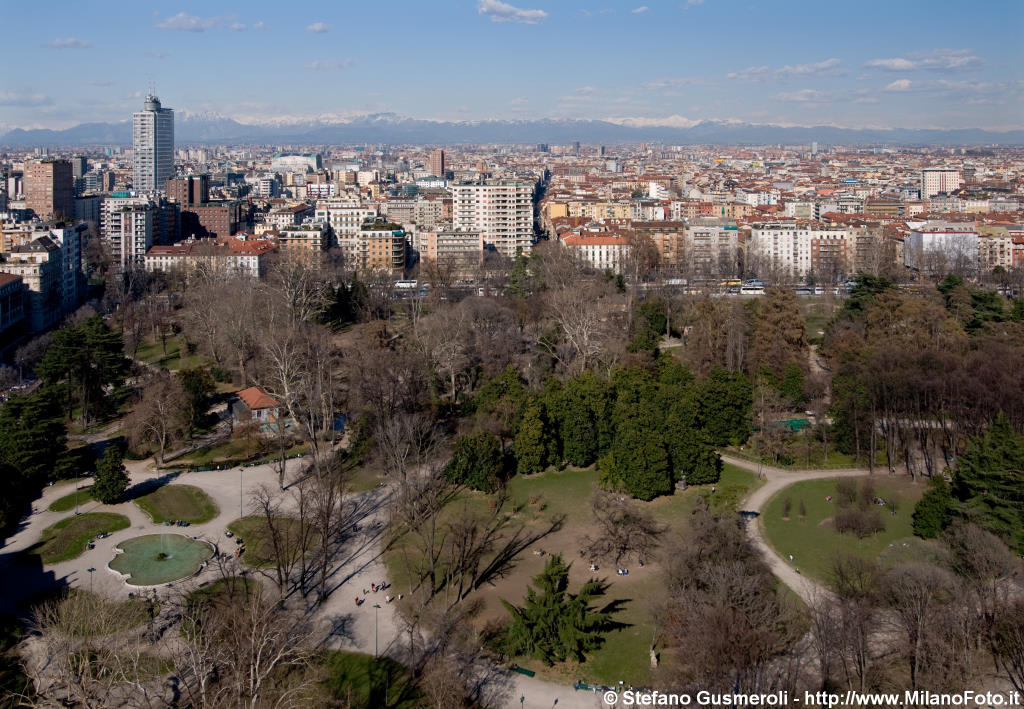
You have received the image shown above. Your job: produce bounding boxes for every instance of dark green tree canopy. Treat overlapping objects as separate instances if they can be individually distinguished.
[444,432,505,492]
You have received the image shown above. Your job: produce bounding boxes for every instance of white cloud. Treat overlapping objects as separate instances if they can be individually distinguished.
[156,13,222,32]
[145,51,167,59]
[729,58,843,81]
[685,0,704,6]
[47,37,91,49]
[884,79,914,92]
[632,5,649,12]
[307,22,331,33]
[866,49,983,72]
[0,91,52,107]
[477,0,548,24]
[230,22,247,31]
[775,58,844,79]
[252,21,266,30]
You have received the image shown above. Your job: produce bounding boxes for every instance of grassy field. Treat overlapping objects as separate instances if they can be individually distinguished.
[322,651,423,708]
[135,337,210,371]
[134,484,219,524]
[28,513,131,564]
[728,444,863,470]
[227,516,311,567]
[385,461,761,687]
[761,476,925,584]
[48,485,94,512]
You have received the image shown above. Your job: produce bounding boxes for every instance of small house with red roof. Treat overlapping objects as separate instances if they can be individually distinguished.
[234,386,281,424]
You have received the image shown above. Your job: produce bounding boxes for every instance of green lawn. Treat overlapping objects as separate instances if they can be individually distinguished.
[134,337,210,371]
[322,651,423,708]
[761,476,925,584]
[134,484,219,524]
[384,460,762,688]
[28,513,131,564]
[48,485,95,512]
[227,516,311,567]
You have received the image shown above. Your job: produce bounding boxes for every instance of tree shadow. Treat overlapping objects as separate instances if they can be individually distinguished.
[123,471,182,502]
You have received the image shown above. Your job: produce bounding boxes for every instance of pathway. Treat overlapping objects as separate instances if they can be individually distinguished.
[723,453,872,604]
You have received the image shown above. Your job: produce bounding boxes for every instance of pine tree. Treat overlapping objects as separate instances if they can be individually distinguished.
[92,446,130,504]
[444,432,504,492]
[513,402,549,475]
[912,476,954,538]
[502,554,615,665]
[952,414,1024,552]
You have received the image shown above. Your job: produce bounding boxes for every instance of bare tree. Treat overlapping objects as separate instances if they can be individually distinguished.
[123,370,189,465]
[580,491,664,567]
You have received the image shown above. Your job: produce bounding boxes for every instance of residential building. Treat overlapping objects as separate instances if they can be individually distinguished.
[133,94,174,192]
[265,204,314,229]
[315,201,378,266]
[414,229,482,277]
[903,221,978,275]
[360,221,406,274]
[748,223,853,281]
[1,237,62,332]
[25,159,74,220]
[429,149,445,178]
[451,181,534,257]
[561,233,628,272]
[920,168,962,199]
[145,237,277,278]
[685,219,739,277]
[0,273,25,340]
[275,223,330,262]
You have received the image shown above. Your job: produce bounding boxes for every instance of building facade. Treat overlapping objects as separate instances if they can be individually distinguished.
[133,94,175,192]
[451,181,534,258]
[25,159,74,220]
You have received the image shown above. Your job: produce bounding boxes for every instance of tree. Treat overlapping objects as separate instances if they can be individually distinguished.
[746,288,807,381]
[952,414,1024,552]
[92,446,129,504]
[37,315,128,426]
[502,554,616,665]
[444,432,504,492]
[512,402,550,475]
[178,367,216,434]
[912,476,954,538]
[580,491,663,566]
[601,413,672,501]
[124,371,189,464]
[699,366,752,446]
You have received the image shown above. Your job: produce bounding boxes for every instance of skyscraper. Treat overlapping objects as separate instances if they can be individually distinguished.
[429,148,445,178]
[133,94,174,192]
[25,159,73,220]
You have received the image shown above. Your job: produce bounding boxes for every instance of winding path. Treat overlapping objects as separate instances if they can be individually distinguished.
[722,453,873,604]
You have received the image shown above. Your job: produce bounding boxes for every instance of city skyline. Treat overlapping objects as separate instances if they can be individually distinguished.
[1,0,1022,133]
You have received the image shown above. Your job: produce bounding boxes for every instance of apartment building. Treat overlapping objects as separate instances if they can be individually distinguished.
[920,168,962,199]
[903,222,978,274]
[145,238,277,278]
[360,221,406,274]
[451,181,534,257]
[748,223,854,280]
[560,233,628,273]
[685,219,739,277]
[315,201,379,266]
[25,159,74,220]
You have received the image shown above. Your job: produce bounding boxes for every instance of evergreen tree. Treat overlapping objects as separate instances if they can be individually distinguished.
[603,412,673,501]
[444,432,505,492]
[780,362,805,407]
[508,249,530,299]
[548,373,613,467]
[912,475,954,539]
[699,366,752,446]
[513,402,550,475]
[92,445,130,504]
[502,554,615,665]
[37,315,128,425]
[952,414,1024,552]
[177,367,215,433]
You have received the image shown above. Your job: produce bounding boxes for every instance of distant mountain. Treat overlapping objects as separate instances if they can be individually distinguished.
[2,114,1022,147]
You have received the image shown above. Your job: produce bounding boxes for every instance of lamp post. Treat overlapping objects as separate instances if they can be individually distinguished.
[372,603,381,658]
[239,467,243,519]
[87,567,95,594]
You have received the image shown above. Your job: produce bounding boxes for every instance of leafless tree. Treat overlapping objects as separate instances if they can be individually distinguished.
[123,370,189,465]
[580,491,664,566]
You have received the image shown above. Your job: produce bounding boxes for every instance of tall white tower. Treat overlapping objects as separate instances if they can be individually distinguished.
[132,94,174,192]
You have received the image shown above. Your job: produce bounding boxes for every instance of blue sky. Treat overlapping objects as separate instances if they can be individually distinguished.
[1,0,1022,131]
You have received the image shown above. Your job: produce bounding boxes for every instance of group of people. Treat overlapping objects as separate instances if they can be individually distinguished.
[355,582,401,607]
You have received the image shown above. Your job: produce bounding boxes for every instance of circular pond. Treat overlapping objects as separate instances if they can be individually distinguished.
[109,534,213,586]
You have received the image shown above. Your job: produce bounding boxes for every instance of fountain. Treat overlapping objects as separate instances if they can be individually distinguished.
[109,534,213,586]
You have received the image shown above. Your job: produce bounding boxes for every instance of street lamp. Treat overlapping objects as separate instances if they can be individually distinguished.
[239,467,243,519]
[372,603,381,658]
[87,567,96,594]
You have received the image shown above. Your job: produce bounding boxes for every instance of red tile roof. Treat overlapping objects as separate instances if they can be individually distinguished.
[237,386,280,410]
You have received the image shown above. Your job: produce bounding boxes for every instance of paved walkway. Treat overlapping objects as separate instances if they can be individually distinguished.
[722,453,872,604]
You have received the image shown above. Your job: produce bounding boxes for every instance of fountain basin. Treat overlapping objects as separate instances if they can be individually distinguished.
[109,534,213,586]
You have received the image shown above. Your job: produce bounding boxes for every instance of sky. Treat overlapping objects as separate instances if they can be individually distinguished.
[1,0,1022,131]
